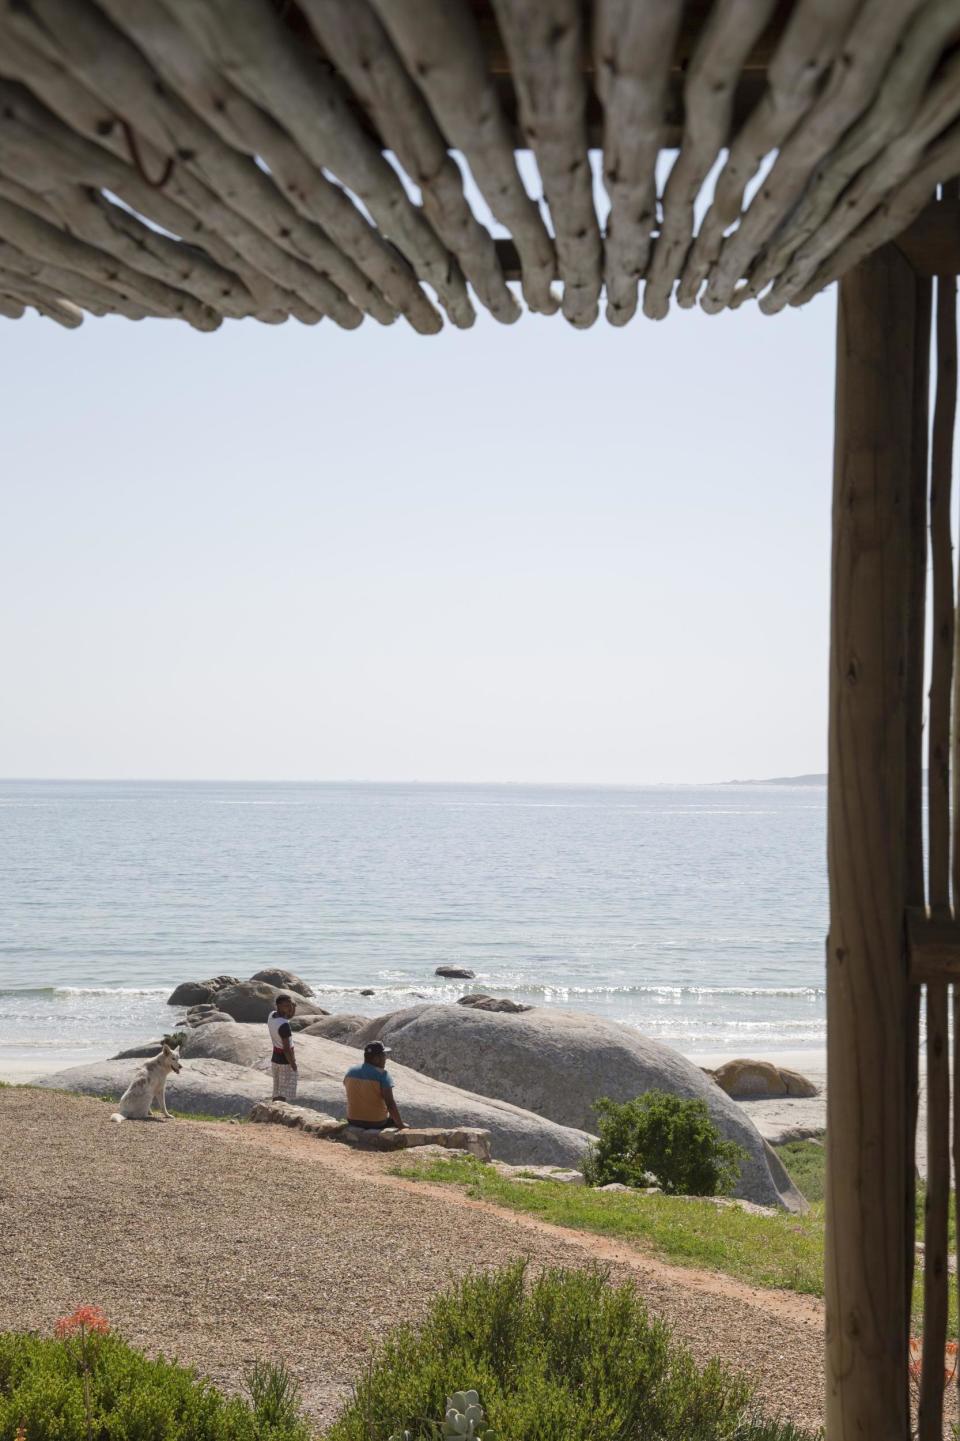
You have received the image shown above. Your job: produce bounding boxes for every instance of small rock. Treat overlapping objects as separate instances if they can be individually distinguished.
[249,968,315,998]
[493,1163,585,1185]
[360,988,376,997]
[597,1183,636,1194]
[435,966,475,979]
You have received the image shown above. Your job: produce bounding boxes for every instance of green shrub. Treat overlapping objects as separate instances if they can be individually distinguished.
[582,1091,746,1196]
[0,1328,308,1441]
[326,1263,818,1441]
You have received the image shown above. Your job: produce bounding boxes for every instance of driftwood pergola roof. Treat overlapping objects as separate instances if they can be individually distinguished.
[1,0,960,333]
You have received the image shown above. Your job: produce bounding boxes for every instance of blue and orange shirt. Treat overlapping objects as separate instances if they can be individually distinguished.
[344,1062,394,1123]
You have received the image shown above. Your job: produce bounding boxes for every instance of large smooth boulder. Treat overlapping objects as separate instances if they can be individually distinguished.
[167,975,240,1007]
[301,1014,368,1043]
[214,981,327,1024]
[249,968,315,998]
[354,1006,805,1212]
[707,1058,819,1100]
[55,1023,592,1165]
[435,966,475,979]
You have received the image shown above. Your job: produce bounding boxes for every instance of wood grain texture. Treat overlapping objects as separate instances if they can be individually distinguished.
[678,0,860,310]
[744,0,960,308]
[826,245,919,1439]
[593,0,684,325]
[642,0,777,321]
[704,0,923,312]
[372,0,558,316]
[163,0,467,327]
[300,0,517,324]
[918,273,956,1441]
[492,0,600,327]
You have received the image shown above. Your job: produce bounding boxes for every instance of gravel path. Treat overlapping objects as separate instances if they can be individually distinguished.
[0,1089,824,1433]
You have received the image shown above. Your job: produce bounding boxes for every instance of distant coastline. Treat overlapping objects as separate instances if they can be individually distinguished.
[725,773,827,787]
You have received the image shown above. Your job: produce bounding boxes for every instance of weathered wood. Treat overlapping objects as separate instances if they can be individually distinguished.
[703,0,923,312]
[826,244,920,1438]
[593,0,684,325]
[904,271,931,1363]
[744,0,960,307]
[642,0,777,321]
[0,243,141,319]
[909,912,960,981]
[792,127,960,308]
[0,29,346,324]
[771,41,960,312]
[97,0,442,331]
[918,273,956,1441]
[158,0,470,327]
[492,0,600,328]
[299,0,517,325]
[678,0,861,310]
[0,193,220,328]
[895,198,960,278]
[0,271,83,326]
[371,0,558,316]
[0,2,366,330]
[0,291,24,319]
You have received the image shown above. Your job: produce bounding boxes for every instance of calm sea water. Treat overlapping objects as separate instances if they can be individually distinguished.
[0,779,827,1075]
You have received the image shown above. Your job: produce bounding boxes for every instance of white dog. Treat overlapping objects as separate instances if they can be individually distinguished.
[110,1044,182,1122]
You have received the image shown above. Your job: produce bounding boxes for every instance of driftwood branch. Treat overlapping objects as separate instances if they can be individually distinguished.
[642,0,777,321]
[492,0,600,327]
[677,0,861,309]
[742,0,960,308]
[300,0,517,325]
[371,0,559,316]
[703,0,925,312]
[158,0,470,328]
[593,0,684,324]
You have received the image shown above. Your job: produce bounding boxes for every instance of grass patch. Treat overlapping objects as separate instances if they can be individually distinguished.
[774,1141,825,1203]
[326,1262,818,1441]
[392,1154,956,1337]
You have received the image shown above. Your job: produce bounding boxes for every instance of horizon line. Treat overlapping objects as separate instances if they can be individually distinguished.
[0,772,828,788]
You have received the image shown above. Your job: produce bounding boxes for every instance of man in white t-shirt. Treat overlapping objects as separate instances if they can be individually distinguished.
[267,993,298,1101]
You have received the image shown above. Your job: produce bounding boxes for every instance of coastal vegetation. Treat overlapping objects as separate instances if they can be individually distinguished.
[582,1092,746,1196]
[326,1264,817,1441]
[0,1309,309,1441]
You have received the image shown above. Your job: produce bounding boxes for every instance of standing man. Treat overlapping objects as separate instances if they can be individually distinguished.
[344,1041,407,1130]
[267,992,298,1101]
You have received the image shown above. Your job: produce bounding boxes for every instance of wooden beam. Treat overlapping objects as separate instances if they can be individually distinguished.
[825,243,921,1440]
[895,197,960,278]
[491,198,960,300]
[909,909,960,982]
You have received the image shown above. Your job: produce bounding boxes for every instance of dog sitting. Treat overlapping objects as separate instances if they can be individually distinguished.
[110,1043,182,1122]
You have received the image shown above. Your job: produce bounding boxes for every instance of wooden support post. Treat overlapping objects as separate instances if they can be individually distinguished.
[826,244,926,1439]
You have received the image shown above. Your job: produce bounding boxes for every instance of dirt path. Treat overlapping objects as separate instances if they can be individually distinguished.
[0,1090,824,1432]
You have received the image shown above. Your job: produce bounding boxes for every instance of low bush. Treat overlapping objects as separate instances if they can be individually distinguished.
[327,1263,818,1441]
[0,1309,309,1441]
[582,1091,746,1196]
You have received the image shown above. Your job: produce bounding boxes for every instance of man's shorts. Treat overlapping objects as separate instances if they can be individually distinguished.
[272,1063,298,1102]
[346,1117,391,1131]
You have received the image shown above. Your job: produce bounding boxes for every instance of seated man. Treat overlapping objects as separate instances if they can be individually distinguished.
[344,1041,408,1130]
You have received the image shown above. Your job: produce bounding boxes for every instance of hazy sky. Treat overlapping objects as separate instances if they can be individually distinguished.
[2,272,836,784]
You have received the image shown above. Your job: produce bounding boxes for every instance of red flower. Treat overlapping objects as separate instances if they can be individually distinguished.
[54,1306,110,1339]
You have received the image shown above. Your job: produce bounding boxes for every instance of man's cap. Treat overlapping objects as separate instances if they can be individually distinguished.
[364,1041,391,1060]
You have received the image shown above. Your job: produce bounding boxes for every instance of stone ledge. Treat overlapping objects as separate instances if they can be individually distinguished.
[248,1101,491,1160]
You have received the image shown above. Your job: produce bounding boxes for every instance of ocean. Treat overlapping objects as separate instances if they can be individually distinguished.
[0,778,827,1078]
